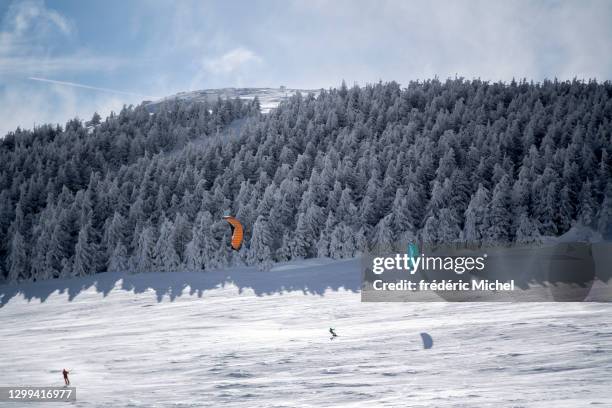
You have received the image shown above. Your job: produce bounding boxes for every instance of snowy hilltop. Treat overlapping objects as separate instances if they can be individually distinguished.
[144,87,317,114]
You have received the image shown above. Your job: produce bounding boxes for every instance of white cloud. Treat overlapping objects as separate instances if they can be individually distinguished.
[9,0,73,35]
[282,0,612,85]
[0,0,72,54]
[203,47,262,74]
[0,0,127,75]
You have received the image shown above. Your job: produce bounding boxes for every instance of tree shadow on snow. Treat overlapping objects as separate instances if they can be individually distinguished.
[0,258,361,308]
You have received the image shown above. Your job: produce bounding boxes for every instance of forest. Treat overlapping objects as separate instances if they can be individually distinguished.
[0,78,610,282]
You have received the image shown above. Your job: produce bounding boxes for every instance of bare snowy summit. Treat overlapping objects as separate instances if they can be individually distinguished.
[144,87,317,113]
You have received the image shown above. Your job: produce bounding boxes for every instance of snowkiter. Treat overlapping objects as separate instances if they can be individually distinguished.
[329,328,338,340]
[62,369,70,386]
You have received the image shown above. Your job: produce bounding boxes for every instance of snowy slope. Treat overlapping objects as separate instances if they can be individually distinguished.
[0,258,611,407]
[145,87,317,114]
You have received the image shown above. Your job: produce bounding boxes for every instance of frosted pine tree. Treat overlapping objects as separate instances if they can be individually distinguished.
[425,180,446,220]
[515,213,542,244]
[597,151,610,202]
[73,223,95,278]
[133,226,156,273]
[316,212,337,258]
[316,229,331,258]
[326,181,343,211]
[103,212,127,261]
[211,219,231,268]
[437,208,460,244]
[7,230,28,282]
[45,218,71,278]
[391,188,414,238]
[30,223,52,280]
[277,232,294,262]
[483,176,512,244]
[578,179,597,228]
[355,227,368,254]
[372,214,394,249]
[512,168,532,212]
[328,223,344,259]
[421,216,439,245]
[449,169,472,222]
[557,186,573,233]
[291,213,311,259]
[108,242,129,272]
[154,217,180,271]
[404,184,422,229]
[184,211,215,271]
[336,188,357,226]
[531,166,559,235]
[248,215,273,270]
[463,184,489,244]
[359,195,377,227]
[60,257,73,279]
[436,148,456,181]
[329,222,356,259]
[597,182,612,238]
[173,213,192,264]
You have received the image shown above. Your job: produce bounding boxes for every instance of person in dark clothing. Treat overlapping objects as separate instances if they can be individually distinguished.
[329,328,338,340]
[62,369,70,386]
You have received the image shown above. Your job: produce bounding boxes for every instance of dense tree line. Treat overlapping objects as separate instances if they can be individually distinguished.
[1,79,611,282]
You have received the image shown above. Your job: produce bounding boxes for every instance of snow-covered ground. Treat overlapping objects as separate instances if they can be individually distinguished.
[0,258,611,407]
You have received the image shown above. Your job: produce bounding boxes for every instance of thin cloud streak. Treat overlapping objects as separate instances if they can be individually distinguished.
[28,77,160,100]
[0,55,130,75]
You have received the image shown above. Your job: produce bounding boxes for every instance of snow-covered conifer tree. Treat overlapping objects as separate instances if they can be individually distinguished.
[7,230,28,282]
[578,179,597,227]
[108,242,129,273]
[133,226,156,273]
[437,208,460,244]
[463,184,489,244]
[597,182,612,238]
[421,216,439,245]
[184,211,214,271]
[483,176,512,244]
[248,215,273,270]
[73,223,95,277]
[154,217,180,271]
[515,213,542,244]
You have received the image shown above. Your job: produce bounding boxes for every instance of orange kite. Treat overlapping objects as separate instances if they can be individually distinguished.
[222,215,244,251]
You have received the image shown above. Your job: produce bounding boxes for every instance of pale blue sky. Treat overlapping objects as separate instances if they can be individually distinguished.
[1,0,611,135]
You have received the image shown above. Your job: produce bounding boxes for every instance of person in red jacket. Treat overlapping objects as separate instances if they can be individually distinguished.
[62,369,70,386]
